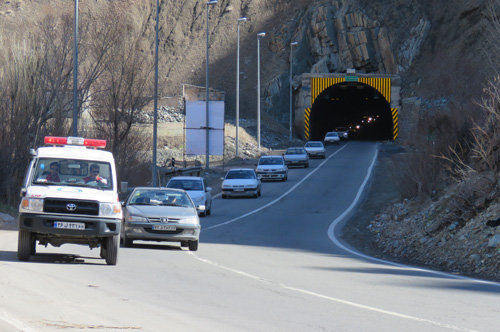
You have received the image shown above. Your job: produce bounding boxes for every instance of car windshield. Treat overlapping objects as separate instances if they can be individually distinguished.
[31,158,113,190]
[286,148,305,154]
[167,179,203,191]
[326,132,338,137]
[226,170,256,179]
[128,189,193,208]
[305,142,323,147]
[259,157,284,165]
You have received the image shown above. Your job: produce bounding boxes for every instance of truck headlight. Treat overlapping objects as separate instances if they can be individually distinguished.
[20,198,44,212]
[99,202,122,217]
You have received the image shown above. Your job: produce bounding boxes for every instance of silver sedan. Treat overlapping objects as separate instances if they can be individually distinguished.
[121,187,200,251]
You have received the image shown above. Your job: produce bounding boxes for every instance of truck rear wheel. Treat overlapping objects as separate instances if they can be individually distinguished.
[18,230,33,261]
[104,235,119,265]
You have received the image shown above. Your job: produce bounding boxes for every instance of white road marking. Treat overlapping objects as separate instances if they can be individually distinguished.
[326,148,500,288]
[190,253,475,331]
[194,142,497,330]
[204,144,348,230]
[0,309,38,332]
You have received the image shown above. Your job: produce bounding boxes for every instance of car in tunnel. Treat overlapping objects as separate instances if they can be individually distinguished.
[304,141,326,159]
[323,131,340,145]
[283,147,309,168]
[335,127,349,140]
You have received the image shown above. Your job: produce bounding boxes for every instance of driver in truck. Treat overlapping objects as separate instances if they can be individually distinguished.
[83,164,106,184]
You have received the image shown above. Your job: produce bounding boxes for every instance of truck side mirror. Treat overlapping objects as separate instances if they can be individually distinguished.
[120,181,128,194]
[20,188,27,197]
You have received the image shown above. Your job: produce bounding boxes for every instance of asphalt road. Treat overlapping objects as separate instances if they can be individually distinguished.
[0,141,499,331]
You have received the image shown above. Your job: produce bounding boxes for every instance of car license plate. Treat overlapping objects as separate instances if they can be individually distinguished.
[54,221,85,230]
[152,225,176,231]
[234,188,244,192]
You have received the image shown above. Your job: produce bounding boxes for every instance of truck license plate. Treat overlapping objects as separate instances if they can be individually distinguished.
[54,221,85,230]
[152,225,176,231]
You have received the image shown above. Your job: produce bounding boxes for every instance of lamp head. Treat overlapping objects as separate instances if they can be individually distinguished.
[257,32,266,38]
[291,41,298,46]
[238,17,248,22]
[207,0,218,5]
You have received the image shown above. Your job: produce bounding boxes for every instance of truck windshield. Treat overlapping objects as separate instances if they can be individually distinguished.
[32,158,113,189]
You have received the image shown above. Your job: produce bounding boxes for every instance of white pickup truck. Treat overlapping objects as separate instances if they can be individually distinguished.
[17,136,122,265]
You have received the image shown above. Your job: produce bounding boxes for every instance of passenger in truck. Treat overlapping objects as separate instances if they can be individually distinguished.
[45,162,61,182]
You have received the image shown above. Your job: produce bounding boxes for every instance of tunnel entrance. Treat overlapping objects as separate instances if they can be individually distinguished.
[308,82,393,141]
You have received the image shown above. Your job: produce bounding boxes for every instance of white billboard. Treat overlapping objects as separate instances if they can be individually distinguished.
[185,101,224,156]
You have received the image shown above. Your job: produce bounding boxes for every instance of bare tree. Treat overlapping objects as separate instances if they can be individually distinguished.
[87,3,154,181]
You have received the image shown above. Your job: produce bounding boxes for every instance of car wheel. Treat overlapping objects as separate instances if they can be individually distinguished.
[305,163,309,168]
[104,235,119,265]
[222,194,227,199]
[283,175,287,181]
[188,240,198,251]
[206,203,211,215]
[17,230,33,261]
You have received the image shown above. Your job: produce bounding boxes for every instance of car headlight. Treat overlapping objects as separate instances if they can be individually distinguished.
[127,215,148,223]
[182,216,199,225]
[20,197,44,212]
[99,202,122,217]
[244,185,257,189]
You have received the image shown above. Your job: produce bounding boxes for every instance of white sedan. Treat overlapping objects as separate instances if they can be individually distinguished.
[324,131,340,145]
[166,176,212,217]
[222,168,262,198]
[255,155,288,181]
[304,141,326,159]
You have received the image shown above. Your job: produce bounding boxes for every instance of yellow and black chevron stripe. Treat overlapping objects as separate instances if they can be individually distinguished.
[392,108,398,140]
[304,107,311,140]
[311,77,345,103]
[311,77,392,104]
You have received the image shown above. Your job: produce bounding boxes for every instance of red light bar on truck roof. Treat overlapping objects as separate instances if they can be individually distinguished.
[44,136,106,148]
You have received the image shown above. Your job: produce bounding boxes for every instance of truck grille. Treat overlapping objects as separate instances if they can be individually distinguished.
[44,198,99,216]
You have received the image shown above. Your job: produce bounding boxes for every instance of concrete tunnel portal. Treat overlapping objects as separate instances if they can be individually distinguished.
[298,74,400,142]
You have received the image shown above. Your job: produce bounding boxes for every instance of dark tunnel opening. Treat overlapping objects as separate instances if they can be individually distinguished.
[309,82,393,141]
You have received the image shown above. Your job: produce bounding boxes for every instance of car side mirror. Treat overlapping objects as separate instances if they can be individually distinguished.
[220,177,224,181]
[206,187,212,192]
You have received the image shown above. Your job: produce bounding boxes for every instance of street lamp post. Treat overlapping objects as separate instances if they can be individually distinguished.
[289,41,298,141]
[257,32,265,151]
[235,17,247,158]
[205,0,218,170]
[72,0,79,136]
[152,0,160,186]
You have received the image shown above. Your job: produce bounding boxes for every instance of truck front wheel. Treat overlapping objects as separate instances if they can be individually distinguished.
[104,235,119,265]
[18,230,33,261]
